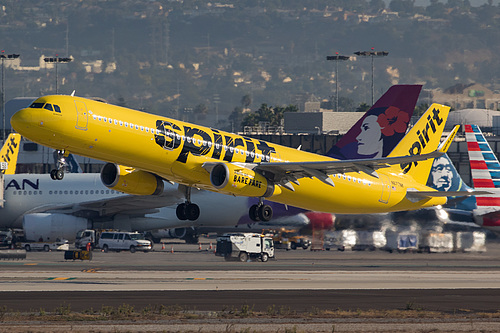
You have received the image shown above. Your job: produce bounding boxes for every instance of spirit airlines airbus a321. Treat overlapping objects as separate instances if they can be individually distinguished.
[11,91,458,221]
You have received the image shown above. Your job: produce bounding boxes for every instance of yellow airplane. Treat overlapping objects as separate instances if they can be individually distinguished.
[11,94,458,222]
[0,133,21,175]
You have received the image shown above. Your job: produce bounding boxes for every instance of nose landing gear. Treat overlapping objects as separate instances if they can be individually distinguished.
[50,150,66,180]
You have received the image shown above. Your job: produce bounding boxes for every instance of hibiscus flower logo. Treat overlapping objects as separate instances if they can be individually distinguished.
[376,106,410,137]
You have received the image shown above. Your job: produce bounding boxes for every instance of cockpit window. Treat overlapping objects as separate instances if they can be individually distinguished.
[44,104,54,111]
[53,104,61,113]
[29,102,45,108]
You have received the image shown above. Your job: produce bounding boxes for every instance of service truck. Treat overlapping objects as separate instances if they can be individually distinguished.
[75,229,96,250]
[215,233,274,262]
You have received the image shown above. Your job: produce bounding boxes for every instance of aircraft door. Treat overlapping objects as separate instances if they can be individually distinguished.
[378,174,391,204]
[74,100,88,130]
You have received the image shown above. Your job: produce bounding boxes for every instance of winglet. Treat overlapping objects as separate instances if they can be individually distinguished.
[437,125,460,154]
[0,133,21,174]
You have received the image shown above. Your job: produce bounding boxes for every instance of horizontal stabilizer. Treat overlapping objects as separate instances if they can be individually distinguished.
[406,188,491,203]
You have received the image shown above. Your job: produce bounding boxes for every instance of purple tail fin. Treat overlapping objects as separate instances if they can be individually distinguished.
[326,85,421,160]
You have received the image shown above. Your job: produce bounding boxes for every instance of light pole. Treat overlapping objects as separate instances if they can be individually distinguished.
[44,55,72,94]
[1,51,20,143]
[354,49,388,105]
[326,53,350,112]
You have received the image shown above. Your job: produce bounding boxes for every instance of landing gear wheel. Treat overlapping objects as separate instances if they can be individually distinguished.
[50,169,57,180]
[258,204,273,222]
[261,253,269,262]
[176,203,187,220]
[249,204,260,222]
[185,203,200,221]
[238,252,248,262]
[55,169,64,180]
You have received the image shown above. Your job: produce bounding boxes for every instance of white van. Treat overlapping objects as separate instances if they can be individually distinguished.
[98,231,152,253]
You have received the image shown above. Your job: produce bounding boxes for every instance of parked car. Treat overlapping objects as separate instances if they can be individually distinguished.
[98,231,152,253]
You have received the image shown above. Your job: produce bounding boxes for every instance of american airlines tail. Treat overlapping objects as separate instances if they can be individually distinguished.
[464,124,500,231]
[0,133,21,175]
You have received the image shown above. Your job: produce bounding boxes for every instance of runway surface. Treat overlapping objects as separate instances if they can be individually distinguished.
[1,240,500,314]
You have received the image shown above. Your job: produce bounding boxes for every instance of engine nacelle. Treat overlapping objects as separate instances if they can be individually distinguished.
[101,163,164,195]
[209,162,274,197]
[23,213,91,242]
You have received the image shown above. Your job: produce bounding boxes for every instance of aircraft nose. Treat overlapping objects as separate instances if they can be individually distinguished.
[10,108,33,134]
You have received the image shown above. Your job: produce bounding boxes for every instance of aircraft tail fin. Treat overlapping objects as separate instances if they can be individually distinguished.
[326,84,422,160]
[464,124,500,212]
[0,133,21,175]
[425,153,476,210]
[388,103,450,184]
[465,124,500,189]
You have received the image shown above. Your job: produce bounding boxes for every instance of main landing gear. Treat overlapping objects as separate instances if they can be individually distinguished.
[50,150,66,180]
[176,185,200,221]
[249,199,273,222]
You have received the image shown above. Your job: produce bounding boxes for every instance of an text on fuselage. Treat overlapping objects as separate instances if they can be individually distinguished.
[154,120,278,164]
[400,108,444,173]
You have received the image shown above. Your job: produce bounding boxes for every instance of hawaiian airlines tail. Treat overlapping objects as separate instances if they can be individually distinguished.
[0,133,21,175]
[388,103,451,184]
[327,84,422,159]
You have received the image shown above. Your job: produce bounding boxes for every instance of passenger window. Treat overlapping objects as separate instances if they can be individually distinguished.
[124,234,131,240]
[53,105,62,113]
[119,234,124,240]
[44,104,54,111]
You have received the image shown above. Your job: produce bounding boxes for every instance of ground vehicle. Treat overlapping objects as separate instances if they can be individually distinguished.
[75,229,96,250]
[0,230,15,249]
[22,239,69,252]
[272,229,311,250]
[215,233,274,262]
[98,231,152,253]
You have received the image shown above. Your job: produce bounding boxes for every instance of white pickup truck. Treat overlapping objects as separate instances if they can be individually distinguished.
[22,239,70,252]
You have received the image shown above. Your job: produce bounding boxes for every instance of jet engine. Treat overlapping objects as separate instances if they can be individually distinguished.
[101,163,164,195]
[209,162,275,197]
[23,213,91,242]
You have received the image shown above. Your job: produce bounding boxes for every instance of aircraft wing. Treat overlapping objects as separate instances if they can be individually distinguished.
[254,126,459,189]
[22,191,184,218]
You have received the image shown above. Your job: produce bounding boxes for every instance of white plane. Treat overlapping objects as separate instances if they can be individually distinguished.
[4,173,291,242]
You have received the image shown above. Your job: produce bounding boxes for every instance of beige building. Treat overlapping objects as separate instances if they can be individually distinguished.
[432,83,500,111]
[284,111,363,134]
